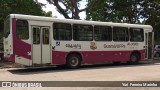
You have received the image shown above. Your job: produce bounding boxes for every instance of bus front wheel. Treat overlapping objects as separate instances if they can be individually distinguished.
[66,54,81,69]
[128,53,139,64]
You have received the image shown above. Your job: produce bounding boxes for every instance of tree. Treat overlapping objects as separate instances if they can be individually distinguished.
[138,0,160,41]
[0,0,52,20]
[0,0,52,30]
[86,0,140,23]
[42,11,53,17]
[86,0,106,21]
[46,0,86,19]
[0,0,52,50]
[86,0,160,42]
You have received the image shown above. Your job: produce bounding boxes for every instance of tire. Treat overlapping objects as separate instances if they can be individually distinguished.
[128,53,139,64]
[66,54,81,69]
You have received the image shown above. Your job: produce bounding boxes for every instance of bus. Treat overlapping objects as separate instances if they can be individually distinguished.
[3,14,154,68]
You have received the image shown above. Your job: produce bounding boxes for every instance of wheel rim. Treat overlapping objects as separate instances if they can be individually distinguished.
[131,55,137,62]
[70,57,79,66]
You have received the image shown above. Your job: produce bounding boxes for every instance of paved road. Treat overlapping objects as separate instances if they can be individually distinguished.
[0,60,160,90]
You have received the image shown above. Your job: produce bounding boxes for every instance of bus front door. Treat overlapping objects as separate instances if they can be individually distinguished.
[32,26,51,65]
[145,31,154,59]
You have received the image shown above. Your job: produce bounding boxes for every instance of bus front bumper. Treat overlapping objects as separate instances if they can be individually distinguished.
[4,54,15,62]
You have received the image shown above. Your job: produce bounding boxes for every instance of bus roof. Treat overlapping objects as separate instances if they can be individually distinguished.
[10,14,153,30]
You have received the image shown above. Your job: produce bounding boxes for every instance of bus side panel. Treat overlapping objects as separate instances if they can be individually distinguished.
[81,51,114,63]
[112,51,130,62]
[52,49,145,65]
[52,51,130,65]
[52,51,114,65]
[12,18,32,63]
[52,51,66,64]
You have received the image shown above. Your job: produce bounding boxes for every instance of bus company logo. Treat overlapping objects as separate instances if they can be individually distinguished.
[90,42,97,50]
[104,44,125,48]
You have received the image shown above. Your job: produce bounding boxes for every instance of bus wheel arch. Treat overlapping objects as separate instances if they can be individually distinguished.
[129,51,141,64]
[66,52,82,68]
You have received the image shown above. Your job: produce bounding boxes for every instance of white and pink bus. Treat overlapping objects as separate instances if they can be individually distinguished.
[3,14,154,68]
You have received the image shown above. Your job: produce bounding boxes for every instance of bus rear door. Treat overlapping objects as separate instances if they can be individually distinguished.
[145,30,154,59]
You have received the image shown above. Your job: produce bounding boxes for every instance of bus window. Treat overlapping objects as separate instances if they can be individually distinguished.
[16,20,29,40]
[73,24,93,41]
[94,26,112,41]
[130,28,144,42]
[113,27,129,41]
[43,28,49,44]
[53,23,72,40]
[33,27,40,44]
[4,17,10,38]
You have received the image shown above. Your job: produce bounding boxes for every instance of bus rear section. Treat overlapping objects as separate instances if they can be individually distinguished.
[3,14,53,66]
[3,14,154,68]
[3,16,14,62]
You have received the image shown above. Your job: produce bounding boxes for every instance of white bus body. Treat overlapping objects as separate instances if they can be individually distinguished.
[3,14,154,68]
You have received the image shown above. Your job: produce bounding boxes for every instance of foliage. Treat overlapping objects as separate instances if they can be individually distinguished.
[0,0,52,50]
[86,0,140,23]
[86,0,160,42]
[42,11,52,17]
[0,0,52,20]
[139,0,160,41]
[46,0,86,19]
[0,0,52,30]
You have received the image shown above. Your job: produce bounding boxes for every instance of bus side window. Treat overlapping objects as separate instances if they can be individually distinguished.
[73,24,93,41]
[130,28,144,42]
[94,26,112,41]
[53,23,72,40]
[113,27,129,41]
[4,17,10,38]
[16,20,29,40]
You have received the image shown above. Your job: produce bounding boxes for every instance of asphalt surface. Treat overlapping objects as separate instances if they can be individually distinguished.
[0,59,160,90]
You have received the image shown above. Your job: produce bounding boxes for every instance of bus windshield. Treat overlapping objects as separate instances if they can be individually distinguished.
[4,16,10,38]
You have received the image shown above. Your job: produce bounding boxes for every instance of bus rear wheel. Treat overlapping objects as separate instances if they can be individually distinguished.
[66,54,81,69]
[128,53,139,64]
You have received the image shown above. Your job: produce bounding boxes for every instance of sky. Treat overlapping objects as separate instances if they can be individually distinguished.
[38,0,87,19]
